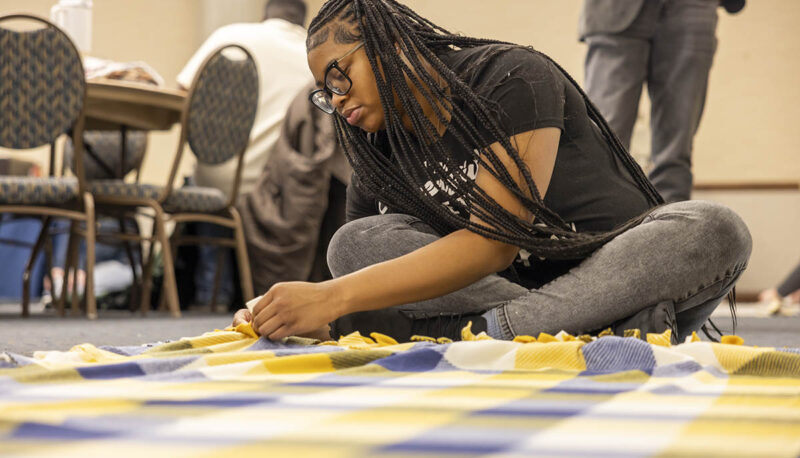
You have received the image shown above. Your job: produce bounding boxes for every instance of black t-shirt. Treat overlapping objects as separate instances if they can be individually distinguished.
[346,44,653,288]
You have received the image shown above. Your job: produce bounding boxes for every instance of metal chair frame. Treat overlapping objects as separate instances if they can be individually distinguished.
[0,14,97,318]
[90,44,258,316]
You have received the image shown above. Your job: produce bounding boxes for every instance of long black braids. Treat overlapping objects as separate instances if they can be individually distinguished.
[308,0,665,261]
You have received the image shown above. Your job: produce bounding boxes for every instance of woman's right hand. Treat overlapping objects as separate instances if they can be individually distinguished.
[231,308,253,327]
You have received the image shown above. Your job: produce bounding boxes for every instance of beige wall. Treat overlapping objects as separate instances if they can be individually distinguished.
[200,0,265,41]
[697,1,800,184]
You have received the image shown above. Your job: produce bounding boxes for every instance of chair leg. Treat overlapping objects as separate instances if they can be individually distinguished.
[44,231,54,300]
[66,222,82,317]
[157,281,168,312]
[135,218,147,312]
[210,247,225,313]
[69,267,81,315]
[57,221,78,317]
[22,216,52,318]
[153,208,180,318]
[158,226,181,313]
[156,238,173,313]
[118,217,140,311]
[82,193,97,320]
[139,236,156,316]
[230,207,254,302]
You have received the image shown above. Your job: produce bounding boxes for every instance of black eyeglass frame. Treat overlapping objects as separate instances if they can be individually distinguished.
[308,42,365,114]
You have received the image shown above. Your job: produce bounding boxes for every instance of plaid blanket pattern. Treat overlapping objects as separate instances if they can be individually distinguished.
[1,324,799,457]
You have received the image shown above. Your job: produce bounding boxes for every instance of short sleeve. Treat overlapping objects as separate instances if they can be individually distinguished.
[345,172,379,222]
[472,48,566,138]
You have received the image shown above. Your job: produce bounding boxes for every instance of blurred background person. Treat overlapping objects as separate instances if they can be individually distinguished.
[176,0,312,309]
[238,82,350,295]
[580,0,745,203]
[759,261,800,315]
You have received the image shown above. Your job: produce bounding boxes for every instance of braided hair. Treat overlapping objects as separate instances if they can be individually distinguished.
[308,0,664,261]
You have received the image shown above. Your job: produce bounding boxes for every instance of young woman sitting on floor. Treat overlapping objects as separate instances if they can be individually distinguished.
[232,0,751,343]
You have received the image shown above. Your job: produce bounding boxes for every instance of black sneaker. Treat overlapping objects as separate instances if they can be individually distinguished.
[609,301,678,344]
[330,308,414,341]
[406,312,488,341]
[330,309,487,342]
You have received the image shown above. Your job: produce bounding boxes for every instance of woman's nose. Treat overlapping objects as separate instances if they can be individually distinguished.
[332,92,347,113]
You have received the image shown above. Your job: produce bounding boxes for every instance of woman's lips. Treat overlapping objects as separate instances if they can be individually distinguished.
[345,107,362,126]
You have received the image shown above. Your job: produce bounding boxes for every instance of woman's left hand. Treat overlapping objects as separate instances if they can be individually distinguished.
[251,281,343,341]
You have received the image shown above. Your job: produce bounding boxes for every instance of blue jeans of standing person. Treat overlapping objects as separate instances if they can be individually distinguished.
[194,222,234,306]
[583,0,718,202]
[326,201,751,342]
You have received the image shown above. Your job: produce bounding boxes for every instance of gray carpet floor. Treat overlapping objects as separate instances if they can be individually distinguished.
[1,306,799,356]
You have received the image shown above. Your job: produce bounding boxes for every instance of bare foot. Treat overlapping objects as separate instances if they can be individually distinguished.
[759,288,783,315]
[759,288,781,303]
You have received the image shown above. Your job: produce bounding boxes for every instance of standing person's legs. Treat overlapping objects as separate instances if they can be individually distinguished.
[777,261,800,298]
[583,1,659,149]
[647,0,718,202]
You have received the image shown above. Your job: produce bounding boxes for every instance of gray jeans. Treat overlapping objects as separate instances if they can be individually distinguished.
[328,200,751,341]
[584,0,718,202]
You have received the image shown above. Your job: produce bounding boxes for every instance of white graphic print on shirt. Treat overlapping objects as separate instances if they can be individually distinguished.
[375,155,575,267]
[375,157,479,217]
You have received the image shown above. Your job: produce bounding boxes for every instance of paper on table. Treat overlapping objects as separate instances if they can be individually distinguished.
[83,56,166,86]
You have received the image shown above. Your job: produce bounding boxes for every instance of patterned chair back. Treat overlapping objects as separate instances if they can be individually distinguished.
[0,15,85,150]
[64,130,148,180]
[186,45,259,165]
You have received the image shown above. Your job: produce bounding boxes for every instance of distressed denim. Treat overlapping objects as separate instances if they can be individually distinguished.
[328,200,751,341]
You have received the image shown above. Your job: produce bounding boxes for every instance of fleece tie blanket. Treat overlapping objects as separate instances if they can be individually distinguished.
[1,325,799,457]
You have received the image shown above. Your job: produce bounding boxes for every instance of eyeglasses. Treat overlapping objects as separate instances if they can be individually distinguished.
[309,42,365,114]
